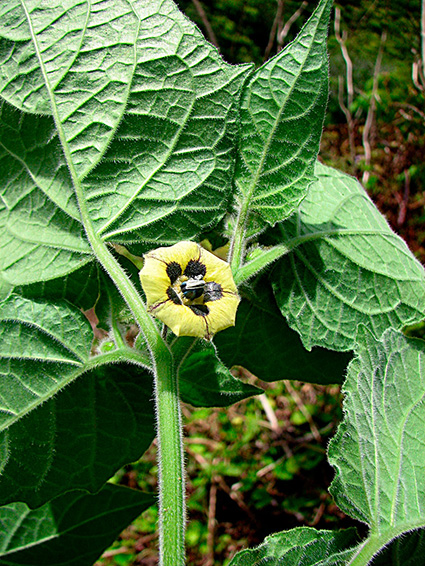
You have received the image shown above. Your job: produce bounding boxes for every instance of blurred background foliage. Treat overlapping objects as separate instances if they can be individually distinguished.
[97,1,425,564]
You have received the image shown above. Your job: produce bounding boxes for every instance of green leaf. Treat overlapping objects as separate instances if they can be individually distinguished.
[373,530,425,565]
[0,363,155,508]
[0,1,249,286]
[227,527,358,565]
[16,262,101,311]
[0,294,93,431]
[328,327,425,560]
[0,103,93,286]
[0,483,154,566]
[178,340,261,407]
[272,163,425,351]
[214,299,351,385]
[233,0,330,225]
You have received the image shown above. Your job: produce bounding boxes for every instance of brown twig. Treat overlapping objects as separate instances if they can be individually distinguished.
[284,381,321,442]
[362,30,387,186]
[191,0,219,49]
[397,169,410,227]
[264,0,284,61]
[277,1,308,50]
[334,7,356,171]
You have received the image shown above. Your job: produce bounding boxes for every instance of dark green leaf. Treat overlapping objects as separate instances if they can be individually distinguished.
[272,163,425,351]
[179,340,261,407]
[214,299,351,385]
[0,483,154,566]
[0,363,155,508]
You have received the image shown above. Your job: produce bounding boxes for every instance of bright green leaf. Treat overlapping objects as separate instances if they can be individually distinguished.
[0,484,154,566]
[227,527,358,565]
[272,163,425,351]
[0,363,155,508]
[233,0,331,225]
[329,327,425,560]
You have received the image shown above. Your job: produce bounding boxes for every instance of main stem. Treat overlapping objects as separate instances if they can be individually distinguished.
[155,354,186,566]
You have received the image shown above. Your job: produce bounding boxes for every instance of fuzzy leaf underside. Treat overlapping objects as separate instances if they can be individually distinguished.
[233,0,331,225]
[0,484,154,566]
[0,294,93,431]
[228,527,358,565]
[0,0,249,286]
[329,328,425,539]
[272,162,425,351]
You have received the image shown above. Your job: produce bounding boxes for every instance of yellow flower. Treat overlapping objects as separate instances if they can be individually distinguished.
[139,241,240,339]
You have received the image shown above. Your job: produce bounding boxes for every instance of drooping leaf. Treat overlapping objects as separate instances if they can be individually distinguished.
[0,363,155,508]
[227,527,358,565]
[233,0,331,226]
[0,294,93,431]
[0,0,249,286]
[329,327,425,557]
[272,163,425,351]
[214,298,352,386]
[0,484,154,566]
[178,339,261,407]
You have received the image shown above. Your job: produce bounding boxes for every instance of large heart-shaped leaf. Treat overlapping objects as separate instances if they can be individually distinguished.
[328,327,425,561]
[272,163,425,351]
[0,0,249,287]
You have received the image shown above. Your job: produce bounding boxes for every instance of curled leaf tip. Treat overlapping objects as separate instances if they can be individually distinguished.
[139,241,240,339]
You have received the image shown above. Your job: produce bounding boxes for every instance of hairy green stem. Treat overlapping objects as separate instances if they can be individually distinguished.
[154,354,186,566]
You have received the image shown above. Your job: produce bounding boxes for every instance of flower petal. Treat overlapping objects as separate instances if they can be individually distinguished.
[139,241,240,339]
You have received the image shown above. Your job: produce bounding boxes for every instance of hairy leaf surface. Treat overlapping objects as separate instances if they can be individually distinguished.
[272,163,425,351]
[0,294,93,431]
[228,527,358,565]
[0,0,249,286]
[233,0,330,225]
[329,328,425,547]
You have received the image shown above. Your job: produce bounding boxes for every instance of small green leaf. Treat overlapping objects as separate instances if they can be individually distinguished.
[272,163,425,351]
[0,484,154,566]
[178,340,261,407]
[227,527,358,565]
[0,363,155,508]
[329,328,425,553]
[214,299,351,385]
[233,0,331,225]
